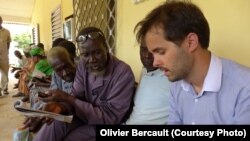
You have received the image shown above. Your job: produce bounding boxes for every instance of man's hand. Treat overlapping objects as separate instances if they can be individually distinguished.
[43,102,66,114]
[39,89,75,104]
[21,117,45,133]
[42,102,69,124]
[11,67,17,73]
[21,101,69,131]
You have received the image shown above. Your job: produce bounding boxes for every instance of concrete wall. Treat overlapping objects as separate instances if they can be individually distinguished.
[116,0,250,81]
[32,0,250,81]
[31,0,73,51]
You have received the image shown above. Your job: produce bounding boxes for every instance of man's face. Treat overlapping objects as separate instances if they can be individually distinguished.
[14,51,22,59]
[32,56,39,64]
[145,26,193,82]
[78,38,108,75]
[51,57,76,82]
[140,45,156,72]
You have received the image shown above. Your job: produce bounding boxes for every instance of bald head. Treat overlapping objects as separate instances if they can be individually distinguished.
[48,47,70,64]
[47,47,76,82]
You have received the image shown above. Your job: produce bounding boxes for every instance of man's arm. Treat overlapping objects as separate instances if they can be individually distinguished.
[233,84,250,124]
[7,29,11,50]
[167,84,182,124]
[72,65,135,124]
[7,42,10,50]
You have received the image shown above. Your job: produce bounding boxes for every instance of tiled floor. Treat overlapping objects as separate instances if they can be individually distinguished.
[0,73,25,141]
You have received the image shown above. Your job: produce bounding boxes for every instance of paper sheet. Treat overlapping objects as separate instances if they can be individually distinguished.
[13,100,73,123]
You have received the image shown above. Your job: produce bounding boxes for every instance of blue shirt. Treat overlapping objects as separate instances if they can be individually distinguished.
[50,72,73,94]
[126,68,170,124]
[168,54,250,124]
[31,72,73,109]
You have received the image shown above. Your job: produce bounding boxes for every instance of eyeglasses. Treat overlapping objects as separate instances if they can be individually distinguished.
[76,32,104,43]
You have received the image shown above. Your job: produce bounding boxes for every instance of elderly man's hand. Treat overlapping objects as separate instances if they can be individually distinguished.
[39,89,74,104]
[21,117,45,133]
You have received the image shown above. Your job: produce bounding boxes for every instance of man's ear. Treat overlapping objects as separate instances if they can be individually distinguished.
[186,32,199,52]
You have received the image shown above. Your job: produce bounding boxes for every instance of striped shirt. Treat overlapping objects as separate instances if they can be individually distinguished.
[168,54,250,124]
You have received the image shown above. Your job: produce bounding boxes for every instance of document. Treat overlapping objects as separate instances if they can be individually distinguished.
[13,100,73,123]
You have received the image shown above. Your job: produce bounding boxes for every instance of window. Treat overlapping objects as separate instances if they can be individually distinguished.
[63,15,74,41]
[73,0,116,54]
[51,6,62,41]
[31,24,40,44]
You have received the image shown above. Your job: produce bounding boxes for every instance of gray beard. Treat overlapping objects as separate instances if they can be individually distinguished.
[89,69,106,76]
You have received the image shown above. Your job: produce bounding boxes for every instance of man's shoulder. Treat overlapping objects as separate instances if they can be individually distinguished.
[1,27,10,33]
[221,58,250,85]
[112,56,132,71]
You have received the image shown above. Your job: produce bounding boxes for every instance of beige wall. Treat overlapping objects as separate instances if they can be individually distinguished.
[116,0,250,81]
[61,0,73,20]
[116,0,165,81]
[32,0,250,81]
[31,0,73,51]
[193,0,250,67]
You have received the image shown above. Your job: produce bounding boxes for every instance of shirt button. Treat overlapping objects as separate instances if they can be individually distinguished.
[192,122,195,125]
[195,99,198,102]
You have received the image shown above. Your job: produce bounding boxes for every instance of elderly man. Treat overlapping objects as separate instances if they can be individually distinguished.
[33,27,135,141]
[0,16,11,96]
[20,47,77,133]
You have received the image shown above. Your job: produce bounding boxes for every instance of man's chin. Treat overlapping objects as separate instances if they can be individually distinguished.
[167,75,182,82]
[89,69,106,76]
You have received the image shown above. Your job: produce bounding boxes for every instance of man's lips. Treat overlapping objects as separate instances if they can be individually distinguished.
[160,68,169,76]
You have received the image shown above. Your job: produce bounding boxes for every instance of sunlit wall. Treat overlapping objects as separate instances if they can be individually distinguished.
[116,0,250,81]
[32,0,250,81]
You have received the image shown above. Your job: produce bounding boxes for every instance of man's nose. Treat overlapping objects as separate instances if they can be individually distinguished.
[89,55,97,62]
[153,56,161,68]
[62,70,67,76]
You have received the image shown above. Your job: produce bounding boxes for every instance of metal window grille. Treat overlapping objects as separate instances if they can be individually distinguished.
[51,6,62,41]
[73,0,116,54]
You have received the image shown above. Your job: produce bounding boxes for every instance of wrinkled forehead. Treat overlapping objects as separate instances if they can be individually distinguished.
[79,38,106,51]
[50,55,68,66]
[50,53,68,64]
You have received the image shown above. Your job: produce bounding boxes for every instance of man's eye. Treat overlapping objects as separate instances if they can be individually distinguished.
[81,53,88,57]
[157,50,165,55]
[95,51,102,55]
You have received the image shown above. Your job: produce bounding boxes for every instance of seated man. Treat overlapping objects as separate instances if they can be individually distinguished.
[12,46,34,97]
[30,47,53,78]
[57,40,80,64]
[21,47,53,102]
[11,49,29,89]
[33,27,135,141]
[126,44,170,125]
[136,1,250,124]
[11,50,28,73]
[21,47,77,132]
